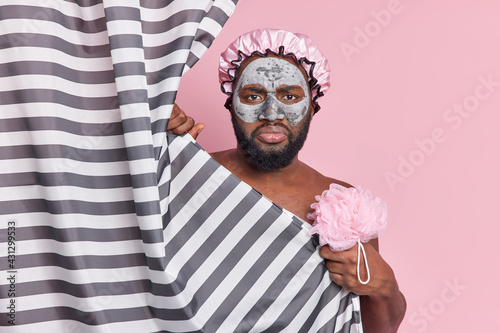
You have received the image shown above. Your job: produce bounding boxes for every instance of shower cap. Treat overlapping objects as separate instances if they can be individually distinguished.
[219,28,331,113]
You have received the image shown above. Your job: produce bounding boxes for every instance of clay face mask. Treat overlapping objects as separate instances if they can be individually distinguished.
[233,57,310,126]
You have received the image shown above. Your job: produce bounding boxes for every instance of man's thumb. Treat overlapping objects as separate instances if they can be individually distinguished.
[188,123,204,140]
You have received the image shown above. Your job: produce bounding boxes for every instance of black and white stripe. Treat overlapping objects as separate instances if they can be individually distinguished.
[0,1,362,331]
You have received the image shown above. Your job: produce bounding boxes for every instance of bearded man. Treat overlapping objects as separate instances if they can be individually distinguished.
[207,28,407,332]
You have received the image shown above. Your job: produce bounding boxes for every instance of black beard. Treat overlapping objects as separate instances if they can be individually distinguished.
[231,114,311,172]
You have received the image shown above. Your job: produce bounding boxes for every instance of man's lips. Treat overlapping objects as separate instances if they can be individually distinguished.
[254,126,289,144]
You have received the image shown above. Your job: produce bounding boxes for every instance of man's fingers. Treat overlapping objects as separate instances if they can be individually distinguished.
[167,103,203,137]
[167,113,189,131]
[319,245,354,263]
[188,123,204,140]
[169,117,195,135]
[167,113,204,138]
[328,272,345,287]
[168,103,189,131]
[171,103,181,116]
[324,261,345,275]
[167,115,188,131]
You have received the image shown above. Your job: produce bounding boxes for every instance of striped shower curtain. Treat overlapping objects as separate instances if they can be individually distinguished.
[0,1,362,332]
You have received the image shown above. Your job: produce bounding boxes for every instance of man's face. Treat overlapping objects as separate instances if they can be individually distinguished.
[233,57,310,126]
[231,56,313,172]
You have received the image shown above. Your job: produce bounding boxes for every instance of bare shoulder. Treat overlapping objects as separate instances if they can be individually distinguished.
[279,162,353,221]
[207,152,353,221]
[210,149,248,177]
[210,149,231,164]
[300,162,352,192]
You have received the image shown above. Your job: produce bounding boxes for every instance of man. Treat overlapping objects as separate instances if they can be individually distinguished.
[206,28,406,332]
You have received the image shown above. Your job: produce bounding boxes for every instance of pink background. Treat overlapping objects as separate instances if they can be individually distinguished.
[177,1,500,332]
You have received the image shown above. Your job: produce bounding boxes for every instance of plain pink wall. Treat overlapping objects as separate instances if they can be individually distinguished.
[177,1,500,332]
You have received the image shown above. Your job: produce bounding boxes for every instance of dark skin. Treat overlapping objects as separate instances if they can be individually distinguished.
[211,137,348,222]
[177,55,406,332]
[168,103,204,139]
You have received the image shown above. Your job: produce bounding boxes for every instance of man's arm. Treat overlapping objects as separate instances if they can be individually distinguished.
[319,238,406,333]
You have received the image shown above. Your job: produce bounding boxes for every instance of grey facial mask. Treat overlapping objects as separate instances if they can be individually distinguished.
[233,58,310,126]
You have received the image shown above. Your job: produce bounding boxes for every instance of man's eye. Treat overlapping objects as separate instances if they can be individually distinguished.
[281,94,300,103]
[246,95,262,101]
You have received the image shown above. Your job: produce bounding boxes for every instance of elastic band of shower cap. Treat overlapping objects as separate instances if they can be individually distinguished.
[219,28,331,113]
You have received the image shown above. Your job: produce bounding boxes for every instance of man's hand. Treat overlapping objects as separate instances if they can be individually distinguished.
[168,103,204,139]
[319,239,398,299]
[319,239,406,333]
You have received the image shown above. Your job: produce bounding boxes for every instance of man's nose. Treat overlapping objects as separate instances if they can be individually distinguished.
[258,96,285,121]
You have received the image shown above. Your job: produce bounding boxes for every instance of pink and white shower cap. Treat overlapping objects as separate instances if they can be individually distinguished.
[219,28,331,113]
